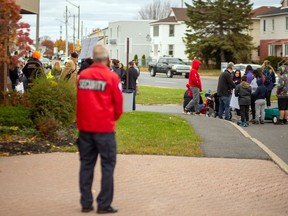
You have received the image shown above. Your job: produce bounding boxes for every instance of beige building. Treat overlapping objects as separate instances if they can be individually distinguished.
[15,0,40,49]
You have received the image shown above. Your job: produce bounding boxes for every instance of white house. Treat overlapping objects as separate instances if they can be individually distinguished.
[107,20,154,65]
[150,8,189,61]
[258,0,288,62]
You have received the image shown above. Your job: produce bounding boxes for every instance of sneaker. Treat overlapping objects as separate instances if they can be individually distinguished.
[243,122,249,127]
[283,119,287,125]
[97,206,118,214]
[253,121,259,125]
[260,121,265,124]
[82,206,94,213]
[239,122,246,127]
[246,122,250,126]
[249,119,256,123]
[237,121,242,125]
[275,120,284,125]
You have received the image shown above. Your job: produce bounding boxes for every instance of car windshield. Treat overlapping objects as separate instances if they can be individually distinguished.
[167,58,185,65]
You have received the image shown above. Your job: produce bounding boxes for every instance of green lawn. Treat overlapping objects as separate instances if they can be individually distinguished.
[116,112,203,156]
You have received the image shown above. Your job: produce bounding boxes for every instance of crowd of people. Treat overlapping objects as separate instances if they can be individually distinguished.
[184,60,288,126]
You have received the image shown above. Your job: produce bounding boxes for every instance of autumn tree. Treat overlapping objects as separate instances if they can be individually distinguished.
[0,0,33,97]
[54,39,74,56]
[41,39,54,57]
[138,0,173,20]
[185,0,254,67]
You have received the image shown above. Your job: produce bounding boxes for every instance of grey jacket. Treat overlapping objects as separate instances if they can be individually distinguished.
[235,81,251,106]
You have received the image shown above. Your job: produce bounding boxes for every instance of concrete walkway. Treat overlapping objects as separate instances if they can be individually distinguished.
[1,153,288,216]
[137,104,269,160]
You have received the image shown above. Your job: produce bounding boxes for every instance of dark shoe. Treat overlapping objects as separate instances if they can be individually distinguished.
[82,206,94,213]
[260,121,265,124]
[249,119,256,123]
[253,121,259,125]
[283,119,287,125]
[97,206,118,214]
[275,120,284,125]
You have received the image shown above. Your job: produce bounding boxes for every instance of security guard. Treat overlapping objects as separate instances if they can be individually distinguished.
[77,44,123,214]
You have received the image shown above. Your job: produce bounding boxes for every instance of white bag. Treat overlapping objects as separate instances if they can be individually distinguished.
[15,82,24,94]
[230,89,239,109]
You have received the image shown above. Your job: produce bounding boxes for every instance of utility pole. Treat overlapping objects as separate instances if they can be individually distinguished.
[81,21,83,40]
[65,5,69,58]
[73,14,76,50]
[181,0,184,8]
[66,0,80,41]
[60,24,63,40]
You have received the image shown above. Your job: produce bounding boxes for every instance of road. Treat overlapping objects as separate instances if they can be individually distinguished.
[139,72,218,91]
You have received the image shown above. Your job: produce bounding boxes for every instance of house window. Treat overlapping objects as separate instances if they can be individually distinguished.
[153,26,159,37]
[285,44,288,56]
[168,45,174,56]
[286,17,288,30]
[272,19,275,31]
[263,20,266,32]
[169,25,175,37]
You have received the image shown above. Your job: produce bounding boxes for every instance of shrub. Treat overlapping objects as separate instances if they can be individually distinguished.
[264,56,283,70]
[141,55,146,66]
[1,91,30,107]
[0,106,33,128]
[27,78,76,126]
[36,116,60,136]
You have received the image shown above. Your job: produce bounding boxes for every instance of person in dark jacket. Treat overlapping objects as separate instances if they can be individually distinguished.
[262,60,276,107]
[235,75,251,127]
[123,61,139,110]
[22,51,44,85]
[217,62,236,120]
[252,79,268,124]
[245,65,254,84]
[119,63,126,82]
[78,58,93,75]
[111,59,122,79]
[233,70,241,86]
[9,66,20,90]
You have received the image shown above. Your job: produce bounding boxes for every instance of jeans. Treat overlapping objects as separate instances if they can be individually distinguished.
[240,105,250,123]
[266,90,272,107]
[219,96,231,120]
[251,95,256,119]
[77,131,116,208]
[255,99,266,122]
[185,87,200,112]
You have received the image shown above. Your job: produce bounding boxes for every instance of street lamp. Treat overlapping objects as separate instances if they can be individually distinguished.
[66,0,80,41]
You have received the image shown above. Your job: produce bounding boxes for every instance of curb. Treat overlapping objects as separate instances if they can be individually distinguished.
[229,121,288,174]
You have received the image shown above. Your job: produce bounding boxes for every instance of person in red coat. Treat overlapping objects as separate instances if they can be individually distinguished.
[184,59,202,114]
[76,44,123,214]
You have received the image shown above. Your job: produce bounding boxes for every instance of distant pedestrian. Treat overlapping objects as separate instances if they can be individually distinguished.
[78,58,93,75]
[76,44,123,213]
[250,69,260,123]
[233,70,241,86]
[245,65,254,84]
[235,75,251,127]
[111,59,122,79]
[51,62,62,77]
[275,65,288,125]
[217,62,236,120]
[60,52,78,84]
[119,63,126,82]
[123,61,139,110]
[252,79,268,124]
[262,60,276,107]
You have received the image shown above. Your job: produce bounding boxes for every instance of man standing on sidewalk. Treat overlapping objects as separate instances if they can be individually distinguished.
[217,62,236,120]
[76,44,123,214]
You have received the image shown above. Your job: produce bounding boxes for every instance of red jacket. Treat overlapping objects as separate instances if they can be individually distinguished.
[188,60,202,91]
[77,63,123,133]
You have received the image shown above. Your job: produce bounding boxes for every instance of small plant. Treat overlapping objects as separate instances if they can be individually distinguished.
[134,54,138,63]
[141,54,146,67]
[1,91,30,107]
[36,116,60,136]
[0,106,34,128]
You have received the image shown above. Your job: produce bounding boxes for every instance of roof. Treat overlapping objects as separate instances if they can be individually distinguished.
[251,6,276,18]
[258,7,288,17]
[151,8,188,24]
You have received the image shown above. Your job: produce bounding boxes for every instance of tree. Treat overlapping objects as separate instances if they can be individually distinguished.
[185,0,254,67]
[41,39,54,57]
[138,0,173,20]
[54,39,74,56]
[0,0,33,97]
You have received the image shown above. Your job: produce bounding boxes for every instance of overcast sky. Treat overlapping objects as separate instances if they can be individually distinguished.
[21,0,281,42]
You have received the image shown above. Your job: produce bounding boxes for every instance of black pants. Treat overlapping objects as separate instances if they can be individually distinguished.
[251,96,256,119]
[266,90,272,107]
[240,105,250,123]
[77,131,116,208]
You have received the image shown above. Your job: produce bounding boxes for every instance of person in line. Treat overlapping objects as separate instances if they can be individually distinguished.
[111,59,122,79]
[22,51,45,86]
[51,61,62,77]
[122,61,139,110]
[252,79,268,124]
[184,59,202,115]
[78,58,93,75]
[60,52,78,84]
[275,66,288,125]
[217,62,236,120]
[262,60,276,107]
[235,75,251,127]
[245,65,254,84]
[119,62,126,81]
[76,44,123,213]
[250,70,260,123]
[232,69,242,116]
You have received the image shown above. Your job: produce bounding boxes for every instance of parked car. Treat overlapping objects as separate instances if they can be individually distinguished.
[40,57,52,69]
[149,57,191,78]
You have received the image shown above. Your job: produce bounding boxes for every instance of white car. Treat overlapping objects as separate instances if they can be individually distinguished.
[234,63,278,84]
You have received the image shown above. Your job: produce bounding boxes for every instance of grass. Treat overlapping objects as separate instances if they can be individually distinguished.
[199,69,221,77]
[116,112,203,156]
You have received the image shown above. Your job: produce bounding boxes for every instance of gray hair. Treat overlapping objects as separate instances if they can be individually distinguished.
[93,44,109,63]
[227,62,235,70]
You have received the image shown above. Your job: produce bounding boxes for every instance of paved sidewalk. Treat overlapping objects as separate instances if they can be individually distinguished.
[137,105,269,160]
[0,153,288,216]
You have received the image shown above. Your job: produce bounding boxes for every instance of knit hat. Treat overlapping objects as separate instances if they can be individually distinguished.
[71,52,79,58]
[278,65,288,75]
[32,51,41,60]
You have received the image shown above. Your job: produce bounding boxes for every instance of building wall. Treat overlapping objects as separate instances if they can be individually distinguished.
[15,0,39,14]
[108,21,153,65]
[250,19,261,62]
[150,22,188,60]
[260,15,288,40]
